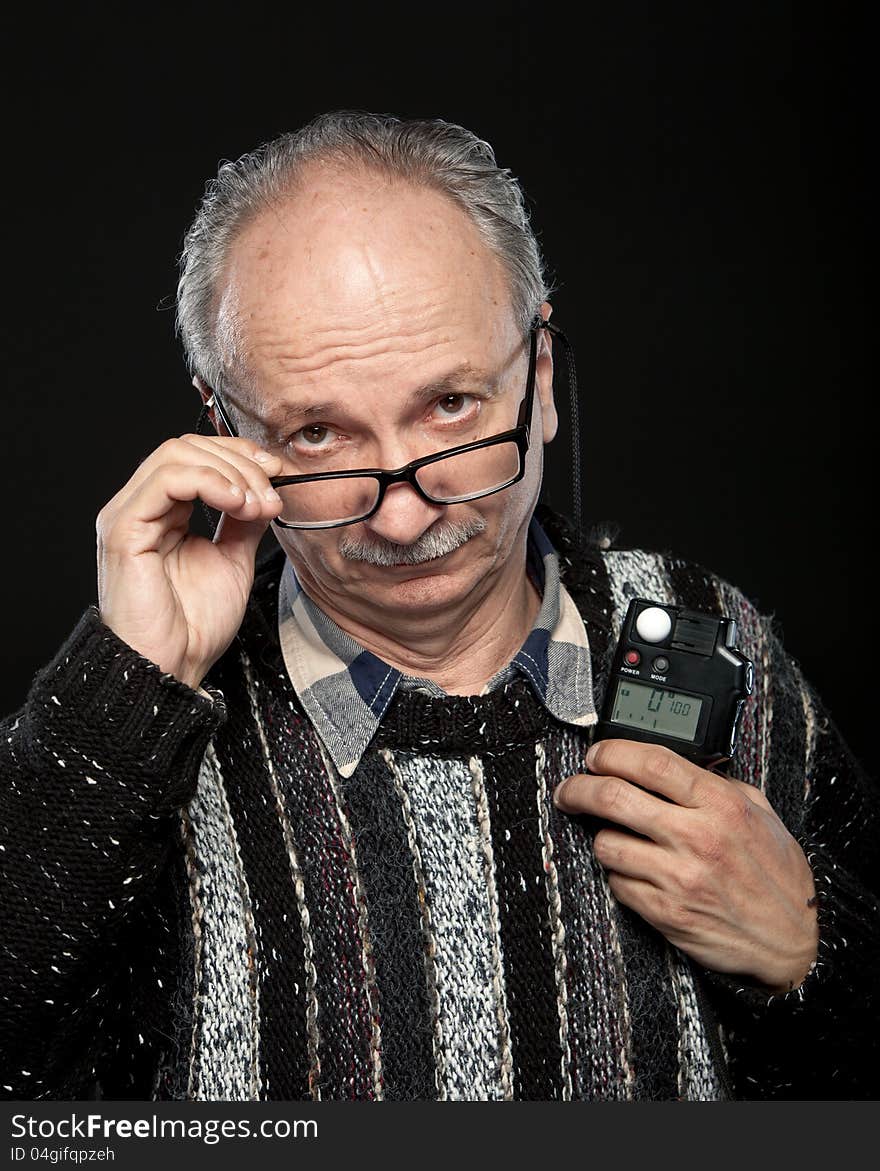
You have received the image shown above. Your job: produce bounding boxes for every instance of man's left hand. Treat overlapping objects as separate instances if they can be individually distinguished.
[553,739,819,993]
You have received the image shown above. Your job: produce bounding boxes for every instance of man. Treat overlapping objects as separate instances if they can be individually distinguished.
[1,111,877,1101]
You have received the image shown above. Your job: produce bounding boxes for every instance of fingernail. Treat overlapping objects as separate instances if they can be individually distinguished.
[228,483,244,497]
[253,450,273,463]
[244,489,255,504]
[552,781,566,807]
[586,743,599,769]
[264,487,281,502]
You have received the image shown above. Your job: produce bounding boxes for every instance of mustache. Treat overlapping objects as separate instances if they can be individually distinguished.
[338,516,487,566]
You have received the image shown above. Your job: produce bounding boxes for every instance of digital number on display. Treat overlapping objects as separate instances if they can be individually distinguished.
[611,680,703,742]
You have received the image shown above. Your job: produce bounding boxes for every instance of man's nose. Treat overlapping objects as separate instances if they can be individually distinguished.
[361,478,446,547]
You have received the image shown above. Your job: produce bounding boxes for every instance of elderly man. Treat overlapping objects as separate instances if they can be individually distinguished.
[1,111,877,1102]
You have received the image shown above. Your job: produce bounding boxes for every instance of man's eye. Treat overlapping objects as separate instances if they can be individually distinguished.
[296,425,333,446]
[434,393,475,418]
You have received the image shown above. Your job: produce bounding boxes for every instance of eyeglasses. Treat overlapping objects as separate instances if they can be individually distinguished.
[199,322,545,530]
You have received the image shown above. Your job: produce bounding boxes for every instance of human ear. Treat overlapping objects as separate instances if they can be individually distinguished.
[536,301,558,445]
[192,374,229,436]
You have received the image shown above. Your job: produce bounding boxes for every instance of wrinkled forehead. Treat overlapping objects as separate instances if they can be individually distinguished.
[213,169,521,401]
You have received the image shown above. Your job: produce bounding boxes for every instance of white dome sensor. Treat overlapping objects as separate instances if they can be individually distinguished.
[635,606,673,644]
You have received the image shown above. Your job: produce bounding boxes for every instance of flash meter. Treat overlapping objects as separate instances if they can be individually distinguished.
[595,598,754,767]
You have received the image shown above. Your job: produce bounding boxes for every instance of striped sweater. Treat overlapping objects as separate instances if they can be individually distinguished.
[1,506,878,1100]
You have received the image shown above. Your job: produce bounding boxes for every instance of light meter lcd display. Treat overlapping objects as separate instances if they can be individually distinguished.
[611,680,703,742]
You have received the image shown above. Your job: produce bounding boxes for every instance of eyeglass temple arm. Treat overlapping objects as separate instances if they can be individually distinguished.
[198,390,240,438]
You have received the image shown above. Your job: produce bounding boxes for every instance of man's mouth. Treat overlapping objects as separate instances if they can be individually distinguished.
[385,548,453,571]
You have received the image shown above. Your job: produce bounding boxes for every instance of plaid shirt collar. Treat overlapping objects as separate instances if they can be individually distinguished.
[277,512,597,778]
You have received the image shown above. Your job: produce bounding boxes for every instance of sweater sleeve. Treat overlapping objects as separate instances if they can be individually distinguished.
[0,606,227,1100]
[700,605,880,1100]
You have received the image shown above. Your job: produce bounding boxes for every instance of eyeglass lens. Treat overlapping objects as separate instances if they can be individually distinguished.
[275,439,522,527]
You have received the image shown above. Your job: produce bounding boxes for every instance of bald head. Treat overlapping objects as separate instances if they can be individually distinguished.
[214,168,516,412]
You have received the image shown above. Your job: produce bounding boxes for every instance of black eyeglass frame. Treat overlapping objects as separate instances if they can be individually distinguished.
[202,322,544,530]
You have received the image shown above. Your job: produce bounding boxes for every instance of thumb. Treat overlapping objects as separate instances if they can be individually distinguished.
[212,511,273,569]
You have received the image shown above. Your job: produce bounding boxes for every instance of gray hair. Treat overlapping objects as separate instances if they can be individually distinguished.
[175,110,553,393]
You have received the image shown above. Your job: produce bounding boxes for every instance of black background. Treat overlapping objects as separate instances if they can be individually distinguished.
[3,3,872,766]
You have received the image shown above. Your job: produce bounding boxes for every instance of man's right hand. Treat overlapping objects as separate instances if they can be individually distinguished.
[97,434,285,690]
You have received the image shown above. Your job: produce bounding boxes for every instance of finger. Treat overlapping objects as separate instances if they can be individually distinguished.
[99,466,242,553]
[585,739,718,808]
[122,463,281,533]
[160,435,284,505]
[554,773,679,845]
[171,437,285,522]
[603,873,697,944]
[176,433,285,485]
[726,777,774,811]
[112,435,282,503]
[213,509,274,566]
[147,499,198,558]
[593,827,665,880]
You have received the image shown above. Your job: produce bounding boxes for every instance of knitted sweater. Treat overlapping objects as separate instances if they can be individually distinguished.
[1,507,878,1100]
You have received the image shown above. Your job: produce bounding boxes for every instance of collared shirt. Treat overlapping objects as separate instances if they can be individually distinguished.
[277,513,597,777]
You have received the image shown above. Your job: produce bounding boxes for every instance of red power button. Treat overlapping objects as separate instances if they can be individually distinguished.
[625,650,641,666]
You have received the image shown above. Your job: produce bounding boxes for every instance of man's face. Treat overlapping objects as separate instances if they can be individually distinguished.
[215,167,557,623]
